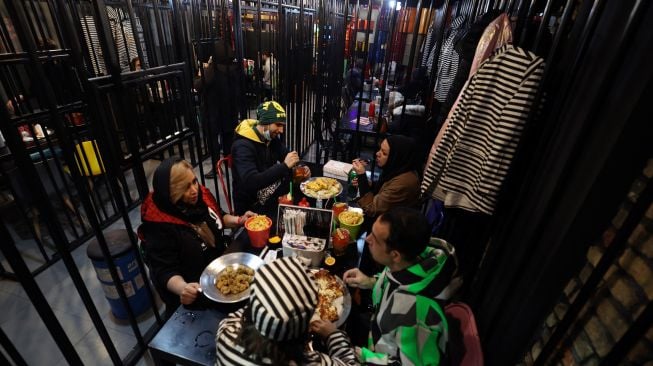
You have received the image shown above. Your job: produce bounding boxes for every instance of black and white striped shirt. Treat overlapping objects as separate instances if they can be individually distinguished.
[421,44,544,214]
[215,308,358,365]
[433,16,467,102]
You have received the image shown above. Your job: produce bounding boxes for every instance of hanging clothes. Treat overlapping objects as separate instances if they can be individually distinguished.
[421,22,437,71]
[435,11,505,125]
[425,12,513,188]
[469,13,513,76]
[106,6,149,72]
[433,16,467,102]
[421,44,544,215]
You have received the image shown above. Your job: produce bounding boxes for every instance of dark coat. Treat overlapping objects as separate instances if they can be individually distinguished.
[139,185,225,311]
[231,119,290,217]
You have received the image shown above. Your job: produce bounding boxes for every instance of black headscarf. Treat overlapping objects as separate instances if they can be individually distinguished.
[375,135,419,192]
[152,157,210,224]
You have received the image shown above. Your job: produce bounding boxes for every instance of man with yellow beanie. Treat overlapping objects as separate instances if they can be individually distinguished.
[231,101,300,218]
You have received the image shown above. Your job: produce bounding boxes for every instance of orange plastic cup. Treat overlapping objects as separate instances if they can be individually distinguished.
[245,216,272,248]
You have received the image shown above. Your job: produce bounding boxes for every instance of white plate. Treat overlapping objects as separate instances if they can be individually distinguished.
[199,253,264,303]
[309,269,351,327]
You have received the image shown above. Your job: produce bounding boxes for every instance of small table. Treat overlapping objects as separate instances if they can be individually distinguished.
[148,305,227,366]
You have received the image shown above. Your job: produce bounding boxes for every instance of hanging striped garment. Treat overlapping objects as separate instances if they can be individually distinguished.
[106,6,149,72]
[433,16,467,102]
[421,44,544,215]
[421,22,436,70]
[79,16,107,76]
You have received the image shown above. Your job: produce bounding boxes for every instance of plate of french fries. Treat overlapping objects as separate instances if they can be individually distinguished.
[300,177,343,199]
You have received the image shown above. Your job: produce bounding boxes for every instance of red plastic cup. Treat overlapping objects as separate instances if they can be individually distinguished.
[278,195,293,205]
[332,228,351,256]
[332,202,348,223]
[245,216,272,248]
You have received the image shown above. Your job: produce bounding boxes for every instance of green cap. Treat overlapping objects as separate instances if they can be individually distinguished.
[256,101,287,125]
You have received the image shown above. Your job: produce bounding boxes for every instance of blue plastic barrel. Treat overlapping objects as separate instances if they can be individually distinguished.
[87,230,151,319]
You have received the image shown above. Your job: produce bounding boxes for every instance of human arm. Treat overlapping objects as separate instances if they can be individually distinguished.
[141,223,198,304]
[358,317,446,366]
[223,211,257,228]
[166,275,200,305]
[231,139,291,191]
[357,173,420,217]
[343,268,376,289]
[310,320,359,365]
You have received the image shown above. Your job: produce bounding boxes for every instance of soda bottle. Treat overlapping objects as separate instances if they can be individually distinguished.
[347,168,358,199]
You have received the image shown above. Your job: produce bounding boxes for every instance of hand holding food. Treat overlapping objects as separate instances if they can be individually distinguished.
[343,268,375,289]
[311,319,338,338]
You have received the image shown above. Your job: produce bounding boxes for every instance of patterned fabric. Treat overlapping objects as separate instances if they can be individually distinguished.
[420,22,436,70]
[250,257,317,341]
[106,6,149,72]
[140,185,220,227]
[256,101,286,125]
[216,309,358,365]
[360,246,450,366]
[433,16,467,102]
[215,257,358,365]
[421,45,545,214]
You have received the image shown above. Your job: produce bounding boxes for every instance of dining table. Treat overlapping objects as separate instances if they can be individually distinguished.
[147,214,361,365]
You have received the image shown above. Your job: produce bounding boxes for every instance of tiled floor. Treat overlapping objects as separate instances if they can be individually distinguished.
[0,157,219,365]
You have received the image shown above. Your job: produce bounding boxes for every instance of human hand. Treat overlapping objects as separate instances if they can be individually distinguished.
[351,177,359,188]
[310,319,338,338]
[180,282,201,305]
[243,211,257,219]
[343,268,375,289]
[284,151,300,168]
[352,159,367,175]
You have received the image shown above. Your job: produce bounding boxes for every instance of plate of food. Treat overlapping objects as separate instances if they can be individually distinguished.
[199,252,264,303]
[310,269,351,327]
[300,177,343,199]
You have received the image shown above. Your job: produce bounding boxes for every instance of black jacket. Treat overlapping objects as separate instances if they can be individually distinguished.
[139,185,225,311]
[231,119,290,217]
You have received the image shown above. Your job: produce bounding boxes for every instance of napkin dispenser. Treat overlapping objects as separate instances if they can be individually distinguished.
[281,234,326,267]
[323,160,353,181]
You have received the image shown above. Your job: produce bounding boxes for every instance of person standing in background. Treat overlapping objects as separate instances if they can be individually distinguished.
[195,40,241,179]
[261,51,276,101]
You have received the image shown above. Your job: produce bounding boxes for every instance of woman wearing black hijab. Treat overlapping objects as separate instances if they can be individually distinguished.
[352,135,421,218]
[139,158,255,316]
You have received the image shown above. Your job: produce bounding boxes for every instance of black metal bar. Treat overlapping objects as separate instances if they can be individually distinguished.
[404,0,424,85]
[126,0,147,68]
[0,325,27,366]
[532,1,650,363]
[3,1,128,364]
[0,221,83,365]
[151,0,170,66]
[534,171,653,365]
[427,0,451,90]
[601,299,653,366]
[517,0,538,47]
[533,0,554,54]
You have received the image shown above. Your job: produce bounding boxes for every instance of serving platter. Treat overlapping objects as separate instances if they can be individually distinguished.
[199,252,264,303]
[300,177,343,199]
